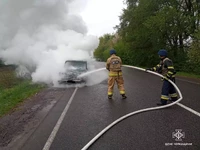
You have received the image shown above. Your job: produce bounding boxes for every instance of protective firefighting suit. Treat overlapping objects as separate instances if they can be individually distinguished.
[150,57,178,105]
[106,53,126,99]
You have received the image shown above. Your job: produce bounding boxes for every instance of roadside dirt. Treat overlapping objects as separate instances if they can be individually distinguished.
[0,87,66,149]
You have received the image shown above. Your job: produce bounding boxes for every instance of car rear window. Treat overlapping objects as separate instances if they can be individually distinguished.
[65,61,87,70]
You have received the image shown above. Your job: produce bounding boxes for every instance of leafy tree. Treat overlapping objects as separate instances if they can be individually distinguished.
[94,0,200,74]
[94,34,114,61]
[0,59,5,67]
[187,31,200,73]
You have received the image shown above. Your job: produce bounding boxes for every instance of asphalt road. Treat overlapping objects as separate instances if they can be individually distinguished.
[20,62,200,150]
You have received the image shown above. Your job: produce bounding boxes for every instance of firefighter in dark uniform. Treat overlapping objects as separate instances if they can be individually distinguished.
[146,49,178,105]
[106,49,127,100]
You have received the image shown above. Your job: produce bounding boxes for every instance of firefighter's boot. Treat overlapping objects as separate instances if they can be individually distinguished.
[157,99,167,106]
[122,94,127,99]
[169,97,178,102]
[108,95,112,100]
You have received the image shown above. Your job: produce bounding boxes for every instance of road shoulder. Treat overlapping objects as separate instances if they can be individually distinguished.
[0,88,66,150]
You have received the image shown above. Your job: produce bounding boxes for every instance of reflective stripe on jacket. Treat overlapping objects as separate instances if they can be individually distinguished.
[152,57,176,78]
[109,71,123,77]
[106,54,122,72]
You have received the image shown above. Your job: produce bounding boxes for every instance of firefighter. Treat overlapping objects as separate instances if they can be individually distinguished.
[146,49,178,105]
[106,49,127,99]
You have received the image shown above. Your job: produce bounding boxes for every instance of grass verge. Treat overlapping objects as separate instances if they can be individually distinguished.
[0,81,44,117]
[125,64,200,80]
[176,72,200,79]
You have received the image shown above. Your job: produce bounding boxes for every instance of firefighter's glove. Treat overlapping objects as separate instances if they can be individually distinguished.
[161,76,169,81]
[145,68,152,72]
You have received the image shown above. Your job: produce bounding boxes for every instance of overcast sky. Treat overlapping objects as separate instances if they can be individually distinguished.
[81,0,126,37]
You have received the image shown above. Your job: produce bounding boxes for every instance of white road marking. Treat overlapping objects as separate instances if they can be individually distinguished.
[82,65,184,150]
[42,88,78,150]
[177,103,200,117]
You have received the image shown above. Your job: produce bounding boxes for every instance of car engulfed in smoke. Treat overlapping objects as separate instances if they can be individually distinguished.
[58,60,88,84]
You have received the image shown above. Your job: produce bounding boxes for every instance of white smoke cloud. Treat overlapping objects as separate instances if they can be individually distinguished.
[0,0,105,87]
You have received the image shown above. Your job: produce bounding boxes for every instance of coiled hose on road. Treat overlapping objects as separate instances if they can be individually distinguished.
[80,65,183,150]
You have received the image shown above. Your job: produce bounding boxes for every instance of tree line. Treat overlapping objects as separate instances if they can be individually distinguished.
[94,0,200,74]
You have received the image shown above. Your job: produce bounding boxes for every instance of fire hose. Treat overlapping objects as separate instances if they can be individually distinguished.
[80,65,183,150]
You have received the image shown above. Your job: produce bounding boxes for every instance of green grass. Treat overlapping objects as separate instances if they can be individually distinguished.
[0,81,44,117]
[0,68,44,117]
[132,65,200,79]
[124,64,200,79]
[176,72,200,79]
[0,69,19,88]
